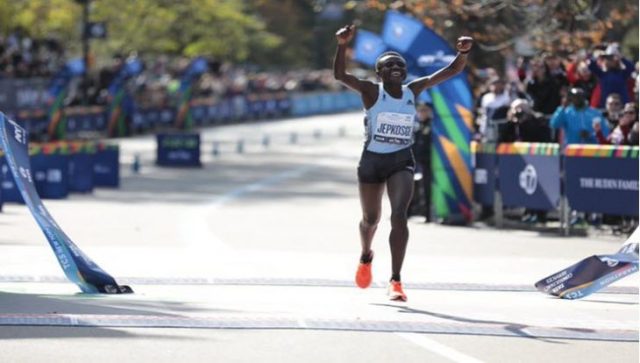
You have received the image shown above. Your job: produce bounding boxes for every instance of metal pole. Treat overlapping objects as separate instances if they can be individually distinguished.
[82,0,90,105]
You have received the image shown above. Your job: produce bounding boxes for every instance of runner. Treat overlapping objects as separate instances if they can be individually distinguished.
[333,24,473,301]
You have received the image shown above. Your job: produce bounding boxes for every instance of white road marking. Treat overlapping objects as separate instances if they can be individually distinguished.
[179,165,316,253]
[396,332,485,363]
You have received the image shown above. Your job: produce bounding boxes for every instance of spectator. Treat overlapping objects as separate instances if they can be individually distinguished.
[499,99,551,143]
[500,98,551,224]
[596,102,638,145]
[588,43,635,108]
[550,87,609,145]
[525,58,564,116]
[566,58,597,102]
[475,77,512,141]
[602,93,623,129]
[409,102,434,222]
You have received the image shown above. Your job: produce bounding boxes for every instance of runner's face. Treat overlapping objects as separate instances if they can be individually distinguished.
[377,56,407,83]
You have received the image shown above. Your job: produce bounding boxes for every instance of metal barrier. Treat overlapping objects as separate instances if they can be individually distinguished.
[472,142,639,233]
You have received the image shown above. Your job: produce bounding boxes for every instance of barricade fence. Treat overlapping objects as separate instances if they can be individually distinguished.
[472,142,639,232]
[0,140,120,204]
[6,90,363,141]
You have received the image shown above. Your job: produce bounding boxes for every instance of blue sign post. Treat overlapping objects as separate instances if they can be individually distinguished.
[156,133,201,167]
[0,112,131,294]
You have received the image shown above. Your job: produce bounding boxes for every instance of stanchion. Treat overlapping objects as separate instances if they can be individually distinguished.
[212,141,219,157]
[132,153,140,174]
[236,139,244,154]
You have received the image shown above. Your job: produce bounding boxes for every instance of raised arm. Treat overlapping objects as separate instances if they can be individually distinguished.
[408,36,473,96]
[333,25,377,102]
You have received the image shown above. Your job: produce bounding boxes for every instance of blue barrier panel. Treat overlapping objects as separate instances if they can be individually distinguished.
[68,142,95,193]
[472,143,496,206]
[565,145,639,216]
[1,152,24,203]
[0,153,3,210]
[497,143,561,211]
[30,144,69,199]
[156,133,201,167]
[93,143,120,187]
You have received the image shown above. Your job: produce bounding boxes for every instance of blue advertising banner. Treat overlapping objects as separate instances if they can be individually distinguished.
[0,154,3,210]
[156,133,201,167]
[0,112,131,293]
[564,146,638,216]
[69,152,94,192]
[497,144,561,211]
[1,153,23,203]
[65,108,107,134]
[30,152,69,199]
[535,229,638,299]
[93,144,120,188]
[353,30,387,67]
[472,143,496,206]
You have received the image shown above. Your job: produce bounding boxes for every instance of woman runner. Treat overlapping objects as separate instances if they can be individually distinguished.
[333,24,473,301]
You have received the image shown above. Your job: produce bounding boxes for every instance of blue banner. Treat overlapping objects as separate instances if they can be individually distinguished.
[0,112,131,293]
[1,154,23,203]
[353,30,387,67]
[498,154,561,211]
[69,151,95,193]
[156,133,201,167]
[535,230,639,299]
[0,157,3,210]
[30,153,69,199]
[565,157,638,216]
[473,149,496,206]
[93,144,120,188]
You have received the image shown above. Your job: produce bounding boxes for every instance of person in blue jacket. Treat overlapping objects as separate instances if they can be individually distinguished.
[588,44,635,108]
[550,87,609,145]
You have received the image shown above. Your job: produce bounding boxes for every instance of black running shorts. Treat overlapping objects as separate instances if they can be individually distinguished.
[357,147,415,184]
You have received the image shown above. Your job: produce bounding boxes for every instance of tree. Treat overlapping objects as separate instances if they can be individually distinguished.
[360,0,639,69]
[0,0,283,64]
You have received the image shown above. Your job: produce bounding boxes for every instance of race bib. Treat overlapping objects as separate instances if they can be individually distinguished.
[373,112,414,145]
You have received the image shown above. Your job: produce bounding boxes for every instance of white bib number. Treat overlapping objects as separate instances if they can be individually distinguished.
[373,112,414,144]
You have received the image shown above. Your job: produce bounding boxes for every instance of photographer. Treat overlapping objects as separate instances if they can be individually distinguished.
[550,87,609,145]
[499,99,551,143]
[500,99,551,224]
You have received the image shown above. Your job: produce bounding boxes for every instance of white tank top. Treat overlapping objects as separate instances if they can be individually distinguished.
[364,83,417,153]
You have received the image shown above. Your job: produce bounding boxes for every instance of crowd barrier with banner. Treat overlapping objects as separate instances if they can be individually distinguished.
[497,143,561,211]
[565,145,638,216]
[472,142,639,219]
[0,113,131,293]
[0,140,119,203]
[472,143,497,206]
[13,90,361,141]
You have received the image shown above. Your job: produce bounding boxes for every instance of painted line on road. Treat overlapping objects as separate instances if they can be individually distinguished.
[0,275,636,295]
[178,164,316,253]
[0,313,636,342]
[396,332,485,363]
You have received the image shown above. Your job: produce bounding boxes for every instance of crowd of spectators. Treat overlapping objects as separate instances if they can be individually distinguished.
[473,42,639,147]
[0,28,64,79]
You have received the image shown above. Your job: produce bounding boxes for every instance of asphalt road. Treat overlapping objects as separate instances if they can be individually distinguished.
[0,112,637,363]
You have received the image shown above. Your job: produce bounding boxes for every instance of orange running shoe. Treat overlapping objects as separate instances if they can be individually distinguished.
[388,280,407,302]
[355,251,374,289]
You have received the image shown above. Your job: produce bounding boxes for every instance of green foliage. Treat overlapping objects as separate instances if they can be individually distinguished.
[0,0,284,64]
